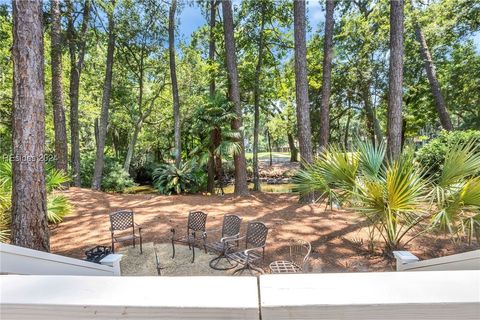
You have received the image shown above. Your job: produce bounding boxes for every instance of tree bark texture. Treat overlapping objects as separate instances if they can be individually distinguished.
[287,133,298,162]
[252,3,266,191]
[50,0,68,174]
[414,22,453,131]
[92,0,115,190]
[206,0,217,194]
[11,0,49,251]
[293,0,313,165]
[67,0,90,186]
[318,0,335,150]
[169,0,181,168]
[221,0,249,196]
[387,0,404,160]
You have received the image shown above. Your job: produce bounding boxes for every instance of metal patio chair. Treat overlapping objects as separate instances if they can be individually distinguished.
[204,214,242,270]
[109,210,143,254]
[171,210,208,263]
[226,221,268,275]
[269,239,311,274]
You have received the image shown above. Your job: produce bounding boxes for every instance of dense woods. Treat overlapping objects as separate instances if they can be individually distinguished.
[0,1,479,249]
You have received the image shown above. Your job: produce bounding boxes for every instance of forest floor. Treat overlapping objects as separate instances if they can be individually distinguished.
[51,188,478,274]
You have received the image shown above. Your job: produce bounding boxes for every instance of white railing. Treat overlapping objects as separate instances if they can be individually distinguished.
[1,271,479,320]
[0,243,121,276]
[259,271,480,320]
[393,249,480,271]
[0,275,259,320]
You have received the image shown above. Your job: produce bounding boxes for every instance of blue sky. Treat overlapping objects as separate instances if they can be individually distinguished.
[177,0,326,41]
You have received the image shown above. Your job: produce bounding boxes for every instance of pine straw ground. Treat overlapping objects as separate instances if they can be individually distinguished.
[51,187,478,274]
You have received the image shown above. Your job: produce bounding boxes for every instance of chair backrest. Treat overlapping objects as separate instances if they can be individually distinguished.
[245,221,268,248]
[222,214,242,238]
[289,239,311,269]
[187,211,208,232]
[110,210,134,231]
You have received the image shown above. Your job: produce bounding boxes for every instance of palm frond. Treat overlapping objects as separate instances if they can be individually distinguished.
[357,139,386,179]
[438,138,480,188]
[47,194,73,224]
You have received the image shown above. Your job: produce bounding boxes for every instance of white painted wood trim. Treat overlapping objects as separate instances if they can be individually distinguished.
[259,271,480,320]
[0,243,116,276]
[0,275,259,320]
[397,249,480,271]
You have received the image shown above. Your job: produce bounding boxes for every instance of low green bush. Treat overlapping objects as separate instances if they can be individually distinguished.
[416,130,480,178]
[80,153,135,192]
[153,159,206,195]
[0,161,72,241]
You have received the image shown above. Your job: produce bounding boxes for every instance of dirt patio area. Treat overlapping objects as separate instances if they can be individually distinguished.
[51,188,478,274]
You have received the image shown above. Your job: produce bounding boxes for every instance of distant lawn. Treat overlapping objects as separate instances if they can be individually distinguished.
[245,152,292,161]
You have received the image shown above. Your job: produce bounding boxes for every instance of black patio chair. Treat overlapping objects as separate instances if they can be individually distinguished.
[204,214,242,270]
[109,210,143,254]
[170,210,208,263]
[269,239,311,274]
[225,221,268,275]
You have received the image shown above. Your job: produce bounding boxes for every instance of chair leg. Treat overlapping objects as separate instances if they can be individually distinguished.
[111,239,115,254]
[139,235,143,254]
[171,239,176,259]
[191,232,196,263]
[133,236,136,248]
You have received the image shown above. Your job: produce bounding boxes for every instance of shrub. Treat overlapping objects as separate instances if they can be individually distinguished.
[80,153,135,192]
[153,159,206,195]
[416,130,480,178]
[0,161,73,241]
[295,139,480,251]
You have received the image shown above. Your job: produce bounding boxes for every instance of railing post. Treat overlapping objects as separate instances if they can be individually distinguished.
[393,251,419,271]
[100,254,123,276]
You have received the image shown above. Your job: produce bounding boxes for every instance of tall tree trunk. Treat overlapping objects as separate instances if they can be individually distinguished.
[363,85,383,145]
[221,0,249,196]
[387,0,404,160]
[67,0,90,186]
[318,0,335,150]
[293,0,313,165]
[206,0,217,193]
[252,3,266,191]
[294,0,314,202]
[11,0,49,251]
[413,20,453,130]
[92,0,115,190]
[267,129,273,167]
[287,133,298,162]
[51,0,68,175]
[169,0,181,168]
[344,110,352,149]
[124,120,142,173]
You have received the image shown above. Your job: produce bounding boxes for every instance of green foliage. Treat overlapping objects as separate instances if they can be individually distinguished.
[355,153,428,250]
[47,194,73,224]
[153,159,206,195]
[80,154,135,192]
[416,130,480,178]
[0,161,73,241]
[295,139,480,251]
[429,138,480,243]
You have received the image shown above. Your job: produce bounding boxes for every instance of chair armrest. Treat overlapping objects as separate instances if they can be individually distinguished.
[135,223,143,231]
[244,247,263,263]
[220,233,241,243]
[223,235,245,244]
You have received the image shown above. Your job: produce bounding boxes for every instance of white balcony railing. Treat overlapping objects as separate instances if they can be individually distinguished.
[1,271,479,320]
[393,249,480,271]
[0,243,120,276]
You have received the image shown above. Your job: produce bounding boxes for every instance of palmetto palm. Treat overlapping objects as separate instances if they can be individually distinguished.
[354,152,428,250]
[429,139,480,243]
[0,161,72,242]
